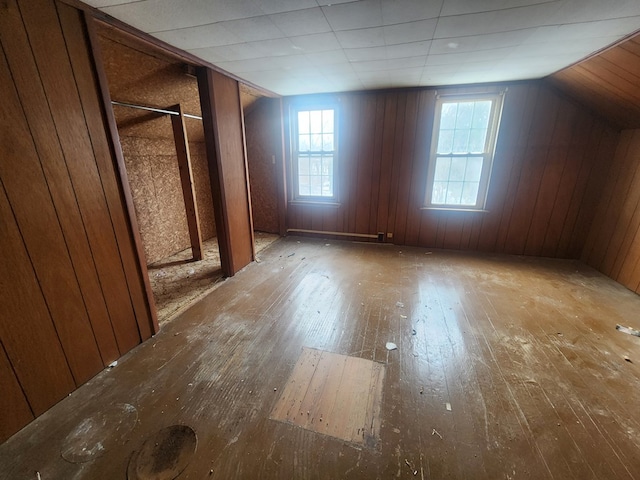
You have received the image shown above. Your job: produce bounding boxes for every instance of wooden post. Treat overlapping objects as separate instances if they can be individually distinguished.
[197,68,254,276]
[170,104,203,261]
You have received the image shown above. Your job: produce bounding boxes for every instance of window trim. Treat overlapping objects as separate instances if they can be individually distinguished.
[424,92,504,211]
[290,104,338,203]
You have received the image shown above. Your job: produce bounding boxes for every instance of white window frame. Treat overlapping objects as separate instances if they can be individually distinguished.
[291,105,338,202]
[424,92,504,211]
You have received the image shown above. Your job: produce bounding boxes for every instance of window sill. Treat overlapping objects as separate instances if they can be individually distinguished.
[421,206,490,213]
[290,200,341,208]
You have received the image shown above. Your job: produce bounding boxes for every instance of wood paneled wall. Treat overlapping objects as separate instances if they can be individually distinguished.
[245,98,285,234]
[284,82,618,258]
[198,69,254,276]
[548,32,640,130]
[583,129,640,293]
[0,0,155,442]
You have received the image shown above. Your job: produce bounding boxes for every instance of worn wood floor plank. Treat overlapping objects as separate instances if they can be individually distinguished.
[2,237,640,479]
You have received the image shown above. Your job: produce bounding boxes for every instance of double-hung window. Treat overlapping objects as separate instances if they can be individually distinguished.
[424,93,504,210]
[292,107,336,200]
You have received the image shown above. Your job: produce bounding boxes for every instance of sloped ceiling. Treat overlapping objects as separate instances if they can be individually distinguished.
[548,32,640,130]
[83,0,640,96]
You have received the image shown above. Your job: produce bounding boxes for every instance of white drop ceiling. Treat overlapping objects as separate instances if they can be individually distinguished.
[85,0,640,96]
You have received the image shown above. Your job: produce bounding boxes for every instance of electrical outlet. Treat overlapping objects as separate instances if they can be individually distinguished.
[387,232,393,239]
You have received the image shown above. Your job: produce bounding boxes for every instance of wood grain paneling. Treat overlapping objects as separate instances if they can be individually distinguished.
[0,179,76,418]
[548,32,640,130]
[584,129,640,293]
[198,68,254,276]
[1,0,104,385]
[0,342,33,442]
[284,83,614,258]
[245,98,284,234]
[0,0,155,441]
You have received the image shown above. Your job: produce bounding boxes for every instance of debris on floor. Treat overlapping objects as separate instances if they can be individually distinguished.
[108,361,117,368]
[432,429,443,439]
[624,355,633,363]
[396,301,404,308]
[412,329,417,335]
[445,402,452,411]
[287,253,295,257]
[386,342,398,351]
[616,324,640,337]
[404,459,417,475]
[400,314,408,319]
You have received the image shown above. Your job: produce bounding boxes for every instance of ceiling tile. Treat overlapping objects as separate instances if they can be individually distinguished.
[429,29,532,55]
[304,50,350,65]
[101,0,265,33]
[152,23,240,50]
[269,7,332,36]
[381,0,443,24]
[91,0,640,96]
[440,0,552,17]
[434,3,560,39]
[289,32,342,53]
[218,16,284,42]
[257,0,317,14]
[352,56,426,72]
[321,0,383,31]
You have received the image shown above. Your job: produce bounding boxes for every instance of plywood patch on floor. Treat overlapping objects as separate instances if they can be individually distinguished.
[271,347,385,447]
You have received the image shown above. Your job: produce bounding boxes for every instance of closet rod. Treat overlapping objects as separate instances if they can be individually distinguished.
[111,100,202,120]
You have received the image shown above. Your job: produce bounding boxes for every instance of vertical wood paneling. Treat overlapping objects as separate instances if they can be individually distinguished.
[58,3,154,345]
[585,129,640,293]
[0,341,33,442]
[0,7,103,385]
[245,98,282,234]
[0,181,76,416]
[283,82,613,258]
[198,68,254,276]
[0,0,120,365]
[0,0,155,441]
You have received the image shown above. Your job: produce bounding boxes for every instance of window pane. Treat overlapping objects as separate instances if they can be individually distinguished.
[322,155,333,176]
[452,129,470,153]
[461,182,479,205]
[298,155,310,175]
[428,96,500,209]
[465,156,483,182]
[450,157,467,181]
[432,181,448,204]
[322,133,334,151]
[468,128,487,153]
[310,134,322,151]
[298,175,310,196]
[310,110,322,133]
[455,102,473,129]
[310,155,321,175]
[440,103,457,130]
[298,111,309,134]
[445,181,463,204]
[437,129,454,154]
[471,101,491,128]
[434,157,451,181]
[322,110,334,133]
[296,108,336,199]
[299,134,310,152]
[310,175,322,196]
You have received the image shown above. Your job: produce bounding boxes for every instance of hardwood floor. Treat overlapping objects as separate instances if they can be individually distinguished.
[2,236,640,479]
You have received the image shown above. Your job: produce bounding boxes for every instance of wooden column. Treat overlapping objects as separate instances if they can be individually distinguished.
[197,68,254,276]
[170,104,203,261]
